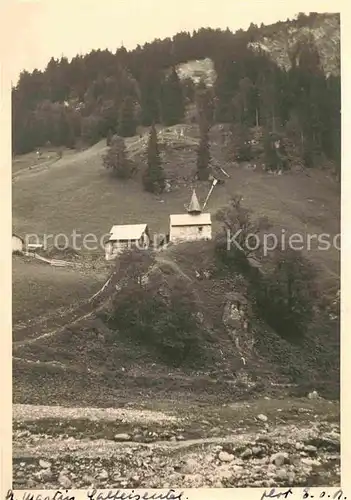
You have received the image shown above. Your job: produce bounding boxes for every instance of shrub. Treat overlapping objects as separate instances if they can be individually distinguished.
[249,248,318,342]
[215,198,319,343]
[215,195,271,275]
[81,115,104,146]
[103,250,204,366]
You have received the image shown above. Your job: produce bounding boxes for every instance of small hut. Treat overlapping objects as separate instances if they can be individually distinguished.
[12,234,24,254]
[104,223,150,260]
[169,190,212,244]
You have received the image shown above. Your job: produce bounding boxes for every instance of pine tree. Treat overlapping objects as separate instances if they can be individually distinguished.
[226,122,241,163]
[140,72,162,126]
[235,77,255,127]
[195,82,214,129]
[160,67,185,126]
[118,96,137,137]
[263,131,288,171]
[143,124,165,193]
[196,117,211,181]
[103,135,134,179]
[236,123,252,162]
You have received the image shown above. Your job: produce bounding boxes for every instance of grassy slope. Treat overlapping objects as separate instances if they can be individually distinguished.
[13,239,339,405]
[13,129,340,280]
[12,125,340,405]
[12,256,105,327]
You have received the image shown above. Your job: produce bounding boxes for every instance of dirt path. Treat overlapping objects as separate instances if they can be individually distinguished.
[13,303,98,347]
[12,130,198,183]
[13,403,179,425]
[13,269,115,346]
[13,255,191,348]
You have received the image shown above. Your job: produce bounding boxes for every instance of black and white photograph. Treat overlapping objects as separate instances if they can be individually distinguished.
[6,0,342,492]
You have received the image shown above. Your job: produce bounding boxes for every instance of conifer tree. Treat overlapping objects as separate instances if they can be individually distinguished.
[140,72,162,126]
[118,96,137,137]
[143,124,165,193]
[160,67,185,126]
[196,114,211,181]
[236,123,252,162]
[195,82,214,129]
[103,135,134,179]
[263,131,288,171]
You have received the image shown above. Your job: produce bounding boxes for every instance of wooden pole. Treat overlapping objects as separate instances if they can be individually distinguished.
[203,178,218,210]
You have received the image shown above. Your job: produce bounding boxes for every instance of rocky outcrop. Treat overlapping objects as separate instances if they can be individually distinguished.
[249,14,340,77]
[222,292,255,365]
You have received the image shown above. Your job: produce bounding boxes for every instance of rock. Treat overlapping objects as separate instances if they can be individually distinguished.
[114,433,131,442]
[289,454,302,466]
[257,414,268,422]
[308,390,319,400]
[210,427,221,436]
[39,468,54,482]
[82,474,95,485]
[266,478,277,487]
[275,468,288,480]
[218,451,235,463]
[181,458,198,474]
[252,446,263,457]
[287,471,296,484]
[271,452,289,467]
[58,473,72,488]
[183,473,203,487]
[314,435,340,451]
[213,445,223,452]
[241,448,252,459]
[213,480,223,487]
[304,445,318,454]
[39,459,51,469]
[98,469,109,480]
[218,468,232,480]
[253,480,265,487]
[301,458,321,467]
[176,434,185,441]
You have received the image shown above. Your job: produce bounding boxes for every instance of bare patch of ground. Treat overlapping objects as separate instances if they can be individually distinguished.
[13,398,340,489]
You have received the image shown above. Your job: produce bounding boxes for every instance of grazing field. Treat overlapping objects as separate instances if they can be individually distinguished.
[12,124,340,403]
[12,127,340,282]
[12,255,105,327]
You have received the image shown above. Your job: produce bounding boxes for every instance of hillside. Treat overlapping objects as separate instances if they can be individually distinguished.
[248,13,340,76]
[12,12,340,178]
[12,125,340,489]
[11,11,340,489]
[13,128,339,397]
[12,124,340,273]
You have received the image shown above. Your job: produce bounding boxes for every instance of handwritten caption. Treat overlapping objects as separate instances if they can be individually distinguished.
[5,489,185,500]
[261,488,347,500]
[4,487,347,500]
